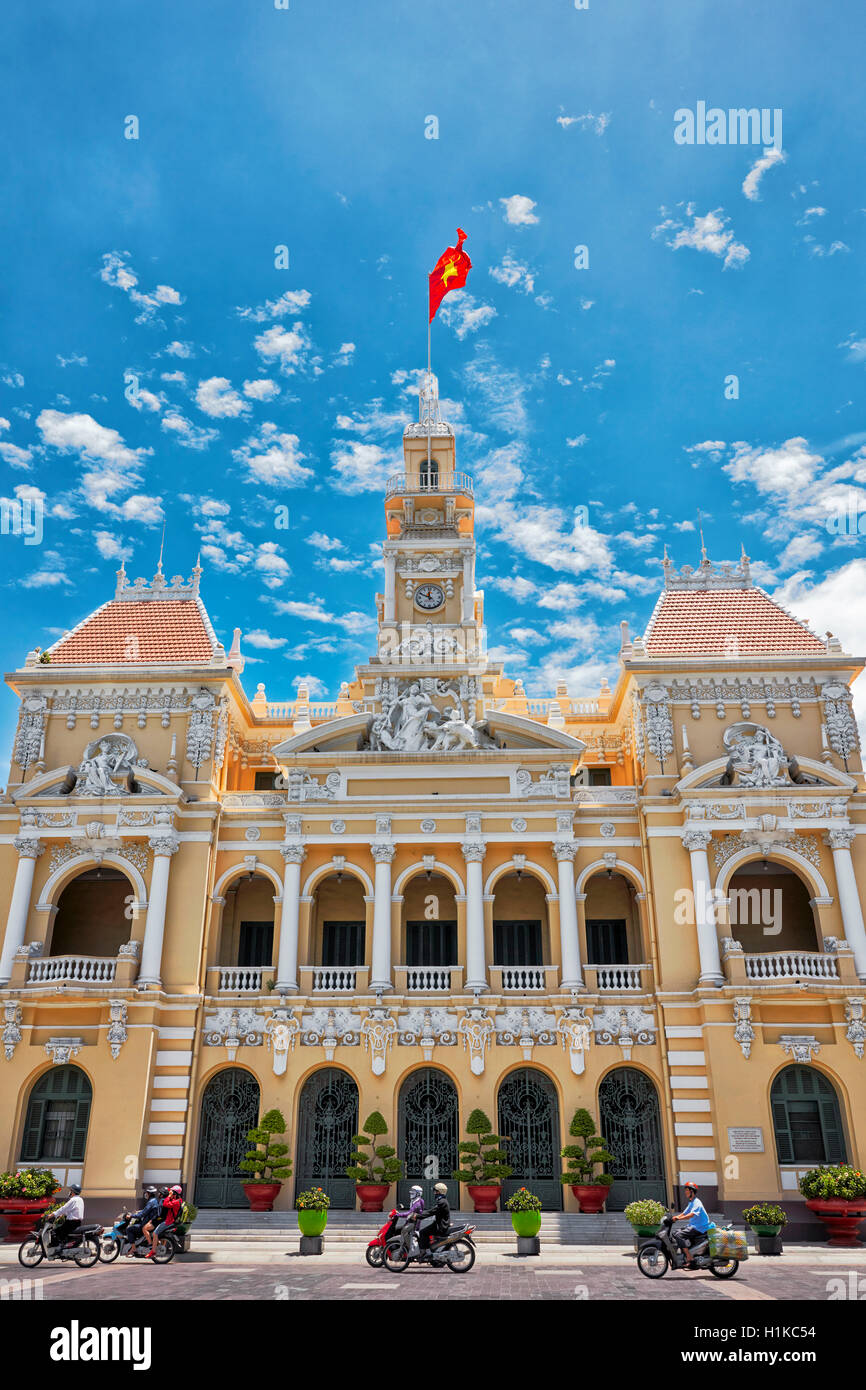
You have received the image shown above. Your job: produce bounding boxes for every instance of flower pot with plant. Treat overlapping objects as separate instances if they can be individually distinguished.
[0,1169,61,1243]
[239,1108,292,1211]
[346,1111,403,1211]
[624,1198,666,1238]
[452,1109,512,1213]
[742,1202,787,1255]
[561,1108,616,1213]
[295,1186,331,1237]
[505,1187,542,1237]
[799,1164,866,1247]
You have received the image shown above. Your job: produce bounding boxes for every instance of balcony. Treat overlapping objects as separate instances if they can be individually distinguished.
[490,965,559,993]
[16,946,140,990]
[297,966,371,994]
[385,471,473,499]
[394,965,464,994]
[209,965,269,994]
[721,939,857,986]
[584,963,652,993]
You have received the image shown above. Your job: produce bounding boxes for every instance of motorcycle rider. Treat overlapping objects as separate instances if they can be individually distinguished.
[672,1182,712,1266]
[125,1186,161,1255]
[49,1183,84,1251]
[146,1184,183,1260]
[416,1182,452,1259]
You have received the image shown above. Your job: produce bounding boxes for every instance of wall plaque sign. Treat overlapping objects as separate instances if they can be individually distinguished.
[727,1126,764,1153]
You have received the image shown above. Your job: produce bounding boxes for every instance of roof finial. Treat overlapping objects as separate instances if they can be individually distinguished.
[115,558,128,600]
[697,509,709,565]
[156,518,166,576]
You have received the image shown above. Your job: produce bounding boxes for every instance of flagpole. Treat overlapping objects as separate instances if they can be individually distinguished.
[426,314,432,469]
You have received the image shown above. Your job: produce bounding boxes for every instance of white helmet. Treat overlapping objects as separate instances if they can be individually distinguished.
[409,1185,423,1198]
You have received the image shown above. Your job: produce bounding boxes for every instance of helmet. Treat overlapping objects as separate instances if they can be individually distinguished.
[170,1185,183,1195]
[684,1182,698,1194]
[433,1183,448,1195]
[409,1185,423,1198]
[68,1183,82,1195]
[145,1186,157,1197]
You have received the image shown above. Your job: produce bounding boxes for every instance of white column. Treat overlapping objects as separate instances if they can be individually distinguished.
[463,841,487,991]
[682,829,724,986]
[554,841,583,989]
[138,834,179,986]
[0,837,44,984]
[462,552,475,623]
[828,828,866,980]
[371,843,395,990]
[384,553,396,623]
[276,844,305,992]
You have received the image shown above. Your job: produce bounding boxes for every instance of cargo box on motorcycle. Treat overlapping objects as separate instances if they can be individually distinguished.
[708,1227,749,1260]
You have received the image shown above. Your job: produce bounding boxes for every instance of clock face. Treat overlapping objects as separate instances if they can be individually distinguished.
[415,582,445,611]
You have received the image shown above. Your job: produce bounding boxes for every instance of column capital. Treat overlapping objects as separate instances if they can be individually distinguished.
[371,842,396,865]
[553,840,577,863]
[461,840,486,863]
[13,836,45,859]
[279,843,307,866]
[826,827,856,852]
[682,828,712,853]
[148,834,179,857]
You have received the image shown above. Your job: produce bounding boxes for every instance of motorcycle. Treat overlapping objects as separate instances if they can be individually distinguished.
[636,1210,740,1280]
[98,1209,175,1264]
[384,1211,477,1274]
[366,1208,409,1268]
[18,1214,103,1269]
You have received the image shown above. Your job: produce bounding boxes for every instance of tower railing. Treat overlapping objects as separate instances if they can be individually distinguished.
[385,471,473,498]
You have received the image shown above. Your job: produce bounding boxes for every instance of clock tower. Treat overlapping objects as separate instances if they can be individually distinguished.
[377,370,483,668]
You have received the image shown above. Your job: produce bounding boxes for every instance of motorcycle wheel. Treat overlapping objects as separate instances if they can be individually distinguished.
[709,1258,739,1279]
[446,1240,476,1273]
[637,1245,669,1279]
[383,1240,410,1273]
[98,1236,121,1263]
[365,1245,384,1268]
[74,1237,101,1268]
[18,1239,44,1268]
[150,1239,175,1265]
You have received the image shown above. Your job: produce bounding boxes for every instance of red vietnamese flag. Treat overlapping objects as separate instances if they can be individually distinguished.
[428,228,472,322]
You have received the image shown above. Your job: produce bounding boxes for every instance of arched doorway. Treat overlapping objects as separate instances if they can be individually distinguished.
[217,873,276,971]
[584,870,643,966]
[20,1066,92,1164]
[50,867,132,959]
[194,1069,260,1208]
[497,1068,561,1210]
[397,1068,459,1207]
[598,1067,667,1209]
[296,1068,359,1208]
[491,873,550,976]
[771,1066,846,1165]
[726,863,819,954]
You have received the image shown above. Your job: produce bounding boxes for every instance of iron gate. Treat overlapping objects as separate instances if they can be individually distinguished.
[598,1067,667,1208]
[194,1068,260,1208]
[498,1068,562,1210]
[295,1068,358,1208]
[397,1068,459,1207]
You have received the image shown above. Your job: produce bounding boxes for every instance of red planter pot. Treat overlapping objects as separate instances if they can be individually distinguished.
[467,1184,501,1214]
[805,1197,866,1247]
[571,1184,608,1214]
[242,1182,282,1213]
[0,1198,56,1243]
[355,1183,391,1212]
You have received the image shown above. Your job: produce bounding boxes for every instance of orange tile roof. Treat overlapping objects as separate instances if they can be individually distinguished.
[49,598,216,666]
[644,587,826,657]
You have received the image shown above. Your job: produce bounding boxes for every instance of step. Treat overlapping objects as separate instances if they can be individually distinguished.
[192,1210,644,1246]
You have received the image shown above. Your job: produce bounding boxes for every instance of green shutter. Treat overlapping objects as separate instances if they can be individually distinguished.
[20,1098,45,1162]
[771,1098,794,1164]
[819,1093,846,1163]
[70,1096,91,1162]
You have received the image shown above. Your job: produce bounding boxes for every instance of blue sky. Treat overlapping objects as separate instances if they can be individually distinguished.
[3,0,866,758]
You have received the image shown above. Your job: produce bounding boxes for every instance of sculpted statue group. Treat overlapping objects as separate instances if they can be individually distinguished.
[720,722,816,788]
[365,681,497,753]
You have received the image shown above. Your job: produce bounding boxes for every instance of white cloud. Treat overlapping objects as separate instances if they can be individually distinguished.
[306,532,344,552]
[127,386,162,413]
[244,629,288,648]
[489,253,536,295]
[332,342,355,365]
[500,195,539,226]
[94,530,130,560]
[20,550,72,588]
[242,378,280,401]
[37,409,150,510]
[254,541,291,588]
[164,341,193,358]
[439,291,497,338]
[57,353,88,368]
[742,147,786,201]
[236,289,312,322]
[653,206,750,270]
[0,442,33,469]
[329,439,395,494]
[99,251,184,323]
[195,376,249,419]
[772,561,866,730]
[724,437,821,495]
[566,434,588,448]
[233,423,313,487]
[161,411,219,451]
[273,598,375,634]
[556,111,610,135]
[253,321,317,375]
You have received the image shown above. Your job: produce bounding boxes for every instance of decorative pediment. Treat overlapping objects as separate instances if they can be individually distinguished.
[273,708,585,757]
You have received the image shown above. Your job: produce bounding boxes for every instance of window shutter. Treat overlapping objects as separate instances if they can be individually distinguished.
[771,1097,794,1164]
[819,1093,846,1163]
[20,1098,45,1162]
[70,1096,91,1162]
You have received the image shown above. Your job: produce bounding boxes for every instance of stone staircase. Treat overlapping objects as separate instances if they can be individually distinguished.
[193,1208,640,1246]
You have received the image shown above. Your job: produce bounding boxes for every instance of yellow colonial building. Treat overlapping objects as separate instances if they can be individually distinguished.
[2,374,865,1235]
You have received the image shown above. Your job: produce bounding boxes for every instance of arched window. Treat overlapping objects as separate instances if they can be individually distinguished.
[771,1066,846,1165]
[420,455,439,490]
[20,1066,92,1163]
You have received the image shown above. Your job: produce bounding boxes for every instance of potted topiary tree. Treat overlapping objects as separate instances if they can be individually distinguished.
[346,1111,403,1211]
[0,1169,60,1243]
[799,1164,866,1247]
[239,1107,292,1212]
[742,1202,787,1255]
[624,1198,666,1240]
[452,1109,512,1213]
[561,1108,615,1214]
